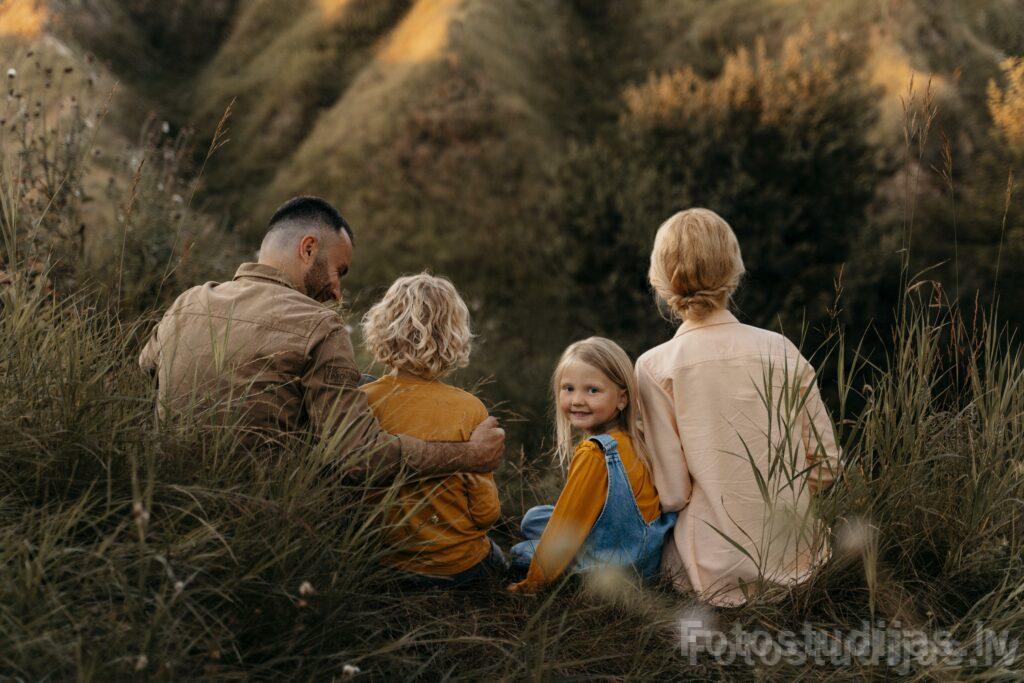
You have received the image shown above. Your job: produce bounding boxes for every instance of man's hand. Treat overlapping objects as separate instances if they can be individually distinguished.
[468,416,505,472]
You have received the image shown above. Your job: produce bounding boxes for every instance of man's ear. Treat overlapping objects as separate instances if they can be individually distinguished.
[298,234,319,264]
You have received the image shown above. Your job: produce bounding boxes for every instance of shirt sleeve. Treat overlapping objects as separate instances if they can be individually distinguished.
[635,357,692,511]
[465,473,501,530]
[799,359,842,495]
[139,324,159,377]
[520,441,608,590]
[303,320,409,481]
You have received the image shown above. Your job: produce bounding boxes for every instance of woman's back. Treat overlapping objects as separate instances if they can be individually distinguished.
[636,309,840,605]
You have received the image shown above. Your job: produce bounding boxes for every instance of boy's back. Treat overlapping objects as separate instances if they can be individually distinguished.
[361,375,499,575]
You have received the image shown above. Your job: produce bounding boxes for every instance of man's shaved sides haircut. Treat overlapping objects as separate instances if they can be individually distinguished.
[266,196,354,244]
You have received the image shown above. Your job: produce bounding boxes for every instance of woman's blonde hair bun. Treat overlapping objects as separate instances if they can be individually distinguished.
[649,208,745,322]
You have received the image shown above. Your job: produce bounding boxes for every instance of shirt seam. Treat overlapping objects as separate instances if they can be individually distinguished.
[652,351,803,374]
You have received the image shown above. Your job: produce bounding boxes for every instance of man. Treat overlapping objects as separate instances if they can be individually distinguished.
[139,196,504,479]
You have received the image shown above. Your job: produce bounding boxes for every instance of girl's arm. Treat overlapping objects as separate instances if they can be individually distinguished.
[509,441,607,593]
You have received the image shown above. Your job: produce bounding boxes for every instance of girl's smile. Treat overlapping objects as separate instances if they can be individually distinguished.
[557,360,627,434]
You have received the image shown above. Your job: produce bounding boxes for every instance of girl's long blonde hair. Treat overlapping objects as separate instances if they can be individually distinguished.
[552,337,653,472]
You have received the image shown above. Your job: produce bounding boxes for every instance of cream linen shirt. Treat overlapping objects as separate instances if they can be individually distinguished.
[636,309,841,606]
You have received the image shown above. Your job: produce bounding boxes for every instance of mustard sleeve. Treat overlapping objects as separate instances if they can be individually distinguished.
[465,473,501,530]
[521,441,607,589]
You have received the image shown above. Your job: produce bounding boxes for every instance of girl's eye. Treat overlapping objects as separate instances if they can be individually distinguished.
[588,387,600,394]
[562,386,573,393]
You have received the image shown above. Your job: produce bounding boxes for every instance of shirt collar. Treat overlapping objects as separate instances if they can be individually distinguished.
[233,262,297,290]
[673,308,740,338]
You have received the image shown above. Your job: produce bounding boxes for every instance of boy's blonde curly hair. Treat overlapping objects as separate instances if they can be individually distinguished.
[361,272,473,380]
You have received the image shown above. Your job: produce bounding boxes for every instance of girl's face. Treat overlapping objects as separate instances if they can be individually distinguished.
[557,360,627,434]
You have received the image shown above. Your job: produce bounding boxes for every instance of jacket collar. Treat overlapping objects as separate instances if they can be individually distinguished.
[233,262,297,290]
[673,308,740,338]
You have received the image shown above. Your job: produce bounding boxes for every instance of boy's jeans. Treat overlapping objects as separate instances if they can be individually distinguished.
[400,539,508,589]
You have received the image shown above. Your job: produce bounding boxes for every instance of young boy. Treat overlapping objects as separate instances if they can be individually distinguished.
[360,272,505,586]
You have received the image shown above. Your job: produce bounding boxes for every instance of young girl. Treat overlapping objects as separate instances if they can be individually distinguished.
[508,337,676,593]
[360,272,506,587]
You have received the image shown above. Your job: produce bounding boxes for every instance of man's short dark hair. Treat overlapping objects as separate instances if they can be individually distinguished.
[267,196,354,244]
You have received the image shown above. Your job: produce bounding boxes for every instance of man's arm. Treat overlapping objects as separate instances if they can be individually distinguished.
[303,321,504,480]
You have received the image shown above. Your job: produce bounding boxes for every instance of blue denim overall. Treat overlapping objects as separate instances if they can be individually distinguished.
[510,433,677,580]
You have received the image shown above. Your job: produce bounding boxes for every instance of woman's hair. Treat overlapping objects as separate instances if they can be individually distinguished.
[551,337,653,472]
[361,272,473,380]
[648,208,745,322]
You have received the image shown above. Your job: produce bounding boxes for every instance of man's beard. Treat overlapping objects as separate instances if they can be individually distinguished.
[303,255,333,303]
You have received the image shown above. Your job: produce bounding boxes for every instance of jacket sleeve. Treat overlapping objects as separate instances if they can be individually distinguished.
[517,442,607,590]
[799,358,842,495]
[635,357,691,511]
[303,319,410,481]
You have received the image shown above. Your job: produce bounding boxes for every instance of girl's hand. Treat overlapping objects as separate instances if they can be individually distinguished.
[507,580,538,594]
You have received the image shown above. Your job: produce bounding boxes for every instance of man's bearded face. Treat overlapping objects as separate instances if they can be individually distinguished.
[303,253,334,303]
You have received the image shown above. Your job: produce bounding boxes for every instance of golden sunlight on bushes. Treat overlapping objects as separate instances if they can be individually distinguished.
[0,0,46,39]
[988,56,1024,156]
[865,28,949,141]
[315,0,353,22]
[623,25,859,128]
[380,0,460,65]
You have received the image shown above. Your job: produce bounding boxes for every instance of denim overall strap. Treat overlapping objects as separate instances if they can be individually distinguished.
[587,434,645,524]
[573,433,649,574]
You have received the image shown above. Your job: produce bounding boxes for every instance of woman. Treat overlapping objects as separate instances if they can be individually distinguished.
[635,208,841,606]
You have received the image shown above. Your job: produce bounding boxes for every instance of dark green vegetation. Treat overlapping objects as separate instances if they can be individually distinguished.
[1,0,1023,679]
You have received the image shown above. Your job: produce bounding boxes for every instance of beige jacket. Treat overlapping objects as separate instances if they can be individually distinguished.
[139,263,423,477]
[635,309,841,606]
